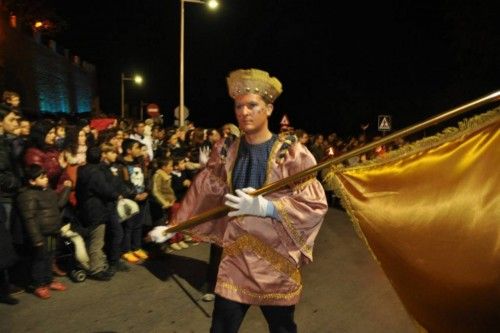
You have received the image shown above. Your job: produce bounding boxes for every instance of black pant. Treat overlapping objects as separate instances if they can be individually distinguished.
[121,202,146,253]
[106,212,123,264]
[31,242,55,287]
[210,296,297,333]
[204,244,222,293]
[0,269,10,296]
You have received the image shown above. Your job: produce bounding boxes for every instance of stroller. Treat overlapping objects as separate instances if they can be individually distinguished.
[59,223,90,283]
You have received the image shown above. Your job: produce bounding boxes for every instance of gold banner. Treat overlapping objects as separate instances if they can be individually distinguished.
[326,110,500,332]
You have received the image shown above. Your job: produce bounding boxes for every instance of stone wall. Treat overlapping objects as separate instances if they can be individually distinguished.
[0,9,97,116]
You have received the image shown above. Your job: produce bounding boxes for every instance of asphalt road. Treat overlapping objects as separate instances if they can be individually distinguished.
[0,208,416,333]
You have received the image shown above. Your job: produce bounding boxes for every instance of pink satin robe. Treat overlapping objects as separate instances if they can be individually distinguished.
[173,136,328,306]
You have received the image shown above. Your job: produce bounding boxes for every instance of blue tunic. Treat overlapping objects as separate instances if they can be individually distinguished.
[232,134,278,190]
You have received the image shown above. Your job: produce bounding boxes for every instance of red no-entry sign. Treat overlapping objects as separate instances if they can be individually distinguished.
[147,103,160,117]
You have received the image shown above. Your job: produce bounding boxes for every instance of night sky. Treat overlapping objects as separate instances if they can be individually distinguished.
[49,0,499,137]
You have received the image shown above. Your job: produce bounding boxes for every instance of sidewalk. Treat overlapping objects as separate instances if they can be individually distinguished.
[0,208,416,332]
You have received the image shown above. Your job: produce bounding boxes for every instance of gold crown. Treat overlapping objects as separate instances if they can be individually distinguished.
[226,68,283,103]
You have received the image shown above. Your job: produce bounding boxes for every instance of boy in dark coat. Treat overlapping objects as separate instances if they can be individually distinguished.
[17,165,71,299]
[76,146,121,281]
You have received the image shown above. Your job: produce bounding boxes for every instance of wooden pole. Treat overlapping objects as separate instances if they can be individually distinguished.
[164,90,500,234]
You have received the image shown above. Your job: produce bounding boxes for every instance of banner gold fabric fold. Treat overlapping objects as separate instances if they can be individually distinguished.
[327,110,500,332]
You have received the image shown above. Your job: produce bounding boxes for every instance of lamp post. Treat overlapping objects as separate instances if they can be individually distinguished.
[179,0,219,127]
[121,73,143,118]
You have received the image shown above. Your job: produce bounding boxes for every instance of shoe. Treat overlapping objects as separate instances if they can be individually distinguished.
[104,267,115,277]
[0,294,19,305]
[133,249,149,260]
[122,251,140,264]
[178,241,189,249]
[160,244,173,254]
[110,260,130,272]
[201,293,215,302]
[170,243,182,251]
[34,287,51,299]
[89,271,112,281]
[52,262,66,276]
[8,284,24,295]
[48,281,67,291]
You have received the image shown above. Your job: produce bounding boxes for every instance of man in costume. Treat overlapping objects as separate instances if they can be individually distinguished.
[152,68,328,333]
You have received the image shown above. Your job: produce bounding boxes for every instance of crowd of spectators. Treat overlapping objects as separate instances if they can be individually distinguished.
[0,89,406,305]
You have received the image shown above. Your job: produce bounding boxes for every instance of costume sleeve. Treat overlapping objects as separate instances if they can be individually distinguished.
[172,143,229,245]
[271,143,328,264]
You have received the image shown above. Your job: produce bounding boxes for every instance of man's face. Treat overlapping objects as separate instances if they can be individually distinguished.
[162,161,174,174]
[168,134,178,145]
[131,143,143,158]
[175,160,186,170]
[299,133,309,144]
[20,120,30,136]
[1,112,20,135]
[7,96,20,108]
[234,94,272,135]
[177,129,186,141]
[135,123,145,136]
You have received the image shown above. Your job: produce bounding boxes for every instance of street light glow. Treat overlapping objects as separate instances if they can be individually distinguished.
[134,75,143,84]
[207,0,219,10]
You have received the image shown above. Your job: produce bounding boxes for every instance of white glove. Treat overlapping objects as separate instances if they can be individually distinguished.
[199,146,211,167]
[148,226,175,243]
[224,187,269,217]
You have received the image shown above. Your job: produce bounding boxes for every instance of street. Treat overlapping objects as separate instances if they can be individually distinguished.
[0,208,416,333]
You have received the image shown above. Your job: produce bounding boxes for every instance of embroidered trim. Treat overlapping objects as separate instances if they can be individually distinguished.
[275,134,297,164]
[225,137,240,193]
[265,137,283,184]
[218,281,302,300]
[220,134,238,163]
[325,108,500,176]
[274,200,313,258]
[223,234,301,285]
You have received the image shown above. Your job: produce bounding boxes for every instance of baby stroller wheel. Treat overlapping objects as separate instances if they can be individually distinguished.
[70,269,87,282]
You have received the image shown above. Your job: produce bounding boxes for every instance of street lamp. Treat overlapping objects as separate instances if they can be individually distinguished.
[121,73,143,118]
[179,0,219,126]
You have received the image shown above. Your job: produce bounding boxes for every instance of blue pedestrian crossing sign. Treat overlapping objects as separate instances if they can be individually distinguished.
[378,115,392,131]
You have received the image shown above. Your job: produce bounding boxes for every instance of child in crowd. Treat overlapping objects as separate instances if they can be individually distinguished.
[102,143,135,274]
[17,165,71,299]
[119,139,150,263]
[171,156,191,203]
[151,157,188,251]
[171,156,197,245]
[76,146,121,281]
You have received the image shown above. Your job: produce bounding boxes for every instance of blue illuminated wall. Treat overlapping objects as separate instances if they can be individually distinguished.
[0,12,97,116]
